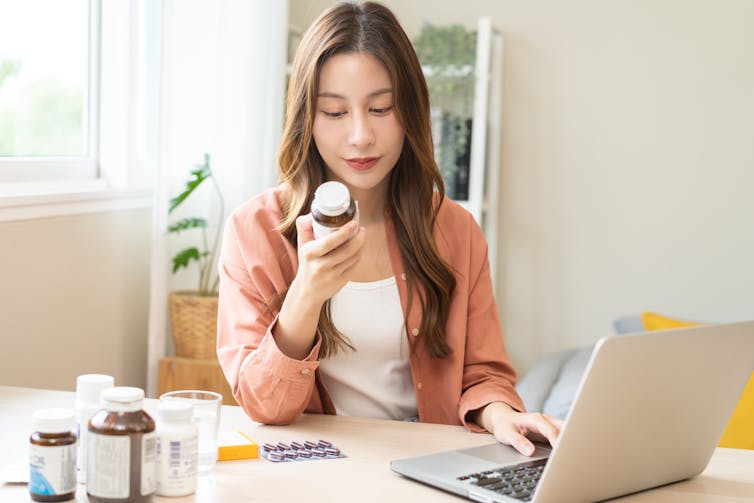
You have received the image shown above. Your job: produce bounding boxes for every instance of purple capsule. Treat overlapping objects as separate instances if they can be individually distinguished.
[324,447,340,456]
[297,449,312,458]
[277,442,290,451]
[284,450,298,459]
[262,443,277,452]
[311,448,326,457]
[268,451,284,462]
[290,441,304,450]
[304,440,318,449]
[317,439,332,448]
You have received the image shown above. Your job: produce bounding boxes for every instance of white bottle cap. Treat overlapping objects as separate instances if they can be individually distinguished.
[33,408,75,434]
[314,181,350,216]
[76,374,115,403]
[157,401,193,422]
[101,386,145,412]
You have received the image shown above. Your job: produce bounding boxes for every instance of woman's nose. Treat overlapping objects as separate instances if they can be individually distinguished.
[348,112,375,147]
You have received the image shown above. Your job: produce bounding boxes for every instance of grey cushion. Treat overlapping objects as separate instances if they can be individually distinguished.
[540,346,593,419]
[613,314,644,334]
[516,348,577,414]
[516,315,641,419]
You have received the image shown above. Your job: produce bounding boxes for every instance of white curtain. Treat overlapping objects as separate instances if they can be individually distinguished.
[145,0,289,396]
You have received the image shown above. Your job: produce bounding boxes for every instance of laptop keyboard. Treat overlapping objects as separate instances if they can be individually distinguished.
[457,458,547,501]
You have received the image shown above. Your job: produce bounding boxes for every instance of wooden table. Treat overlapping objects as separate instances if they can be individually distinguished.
[2,386,753,502]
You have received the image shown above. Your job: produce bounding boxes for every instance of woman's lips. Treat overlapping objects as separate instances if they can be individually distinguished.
[346,157,379,171]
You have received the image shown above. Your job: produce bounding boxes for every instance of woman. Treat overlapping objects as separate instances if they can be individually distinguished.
[217,1,560,456]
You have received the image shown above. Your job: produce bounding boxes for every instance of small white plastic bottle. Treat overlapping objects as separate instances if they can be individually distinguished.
[155,401,198,497]
[75,374,114,484]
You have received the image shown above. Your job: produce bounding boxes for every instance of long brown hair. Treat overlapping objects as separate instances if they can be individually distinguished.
[276,1,456,358]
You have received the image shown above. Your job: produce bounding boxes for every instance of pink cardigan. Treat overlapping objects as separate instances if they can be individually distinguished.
[216,187,524,432]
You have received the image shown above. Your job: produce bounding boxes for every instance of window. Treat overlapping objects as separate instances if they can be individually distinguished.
[0,0,154,221]
[0,0,98,182]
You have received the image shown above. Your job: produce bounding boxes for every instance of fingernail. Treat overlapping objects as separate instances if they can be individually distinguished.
[518,441,534,456]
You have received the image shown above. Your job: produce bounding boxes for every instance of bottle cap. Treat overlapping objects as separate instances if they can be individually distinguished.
[314,181,350,216]
[76,374,115,404]
[101,386,145,412]
[157,400,193,422]
[32,408,75,434]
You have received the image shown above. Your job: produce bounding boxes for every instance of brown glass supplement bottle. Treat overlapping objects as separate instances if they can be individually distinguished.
[311,181,359,239]
[87,387,156,503]
[29,408,77,502]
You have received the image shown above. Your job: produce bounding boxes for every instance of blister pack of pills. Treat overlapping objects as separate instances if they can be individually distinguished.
[260,439,345,462]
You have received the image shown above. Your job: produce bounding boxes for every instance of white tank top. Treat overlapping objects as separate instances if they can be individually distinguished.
[318,276,418,420]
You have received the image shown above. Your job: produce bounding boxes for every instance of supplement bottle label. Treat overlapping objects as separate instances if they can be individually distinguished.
[29,444,76,496]
[75,418,86,482]
[157,433,198,494]
[87,433,130,498]
[141,432,157,495]
[75,405,99,483]
[312,219,338,239]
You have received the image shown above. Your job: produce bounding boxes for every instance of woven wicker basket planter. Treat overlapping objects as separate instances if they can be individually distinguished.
[169,291,219,360]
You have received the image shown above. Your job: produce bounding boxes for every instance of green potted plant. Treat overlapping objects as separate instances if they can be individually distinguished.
[167,153,225,360]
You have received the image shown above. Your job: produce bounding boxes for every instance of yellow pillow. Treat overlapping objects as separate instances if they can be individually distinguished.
[719,375,754,449]
[641,311,754,449]
[641,311,700,331]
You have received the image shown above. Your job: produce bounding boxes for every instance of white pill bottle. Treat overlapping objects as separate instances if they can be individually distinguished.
[75,373,114,484]
[155,400,198,496]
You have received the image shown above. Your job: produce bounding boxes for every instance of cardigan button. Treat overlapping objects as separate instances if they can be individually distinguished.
[411,328,419,337]
[416,382,423,391]
[400,272,406,280]
[300,368,311,375]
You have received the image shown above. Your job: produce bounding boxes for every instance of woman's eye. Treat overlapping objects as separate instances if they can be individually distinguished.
[322,110,346,118]
[370,106,393,115]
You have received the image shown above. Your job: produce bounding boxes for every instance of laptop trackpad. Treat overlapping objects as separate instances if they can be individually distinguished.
[459,443,551,465]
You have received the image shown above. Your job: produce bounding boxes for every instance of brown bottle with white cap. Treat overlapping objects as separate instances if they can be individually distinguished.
[29,408,77,502]
[311,181,359,239]
[87,386,156,503]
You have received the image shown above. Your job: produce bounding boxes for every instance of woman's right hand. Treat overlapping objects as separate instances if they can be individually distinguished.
[272,214,366,360]
[291,214,366,306]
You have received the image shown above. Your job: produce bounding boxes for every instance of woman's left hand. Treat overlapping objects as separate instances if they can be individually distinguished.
[474,402,564,456]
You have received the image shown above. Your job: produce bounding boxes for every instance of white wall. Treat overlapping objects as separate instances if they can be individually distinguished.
[291,0,754,371]
[0,210,151,390]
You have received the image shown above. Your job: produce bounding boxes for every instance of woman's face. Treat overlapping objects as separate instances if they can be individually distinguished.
[312,52,405,198]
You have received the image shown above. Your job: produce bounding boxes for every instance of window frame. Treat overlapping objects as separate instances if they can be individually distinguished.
[0,0,154,221]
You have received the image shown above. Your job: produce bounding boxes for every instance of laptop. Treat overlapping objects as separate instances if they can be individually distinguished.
[391,321,754,502]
